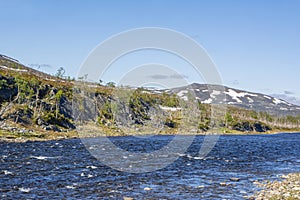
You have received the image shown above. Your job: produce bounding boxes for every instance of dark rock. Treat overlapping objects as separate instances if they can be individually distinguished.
[0,76,18,103]
[232,121,271,133]
[59,96,73,119]
[44,125,61,132]
[57,118,76,129]
[232,121,253,132]
[254,122,271,132]
[164,119,177,128]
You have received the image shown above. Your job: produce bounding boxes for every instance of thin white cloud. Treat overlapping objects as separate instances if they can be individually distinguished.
[148,73,188,80]
[169,74,188,79]
[148,74,168,79]
[284,90,294,95]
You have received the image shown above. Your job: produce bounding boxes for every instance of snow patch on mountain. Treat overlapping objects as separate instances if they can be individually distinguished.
[247,97,254,103]
[273,98,288,105]
[211,90,221,98]
[202,98,213,104]
[181,96,188,101]
[159,105,182,111]
[177,90,188,97]
[225,89,258,103]
[1,65,27,72]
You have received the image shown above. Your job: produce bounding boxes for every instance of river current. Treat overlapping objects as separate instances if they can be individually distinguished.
[1,133,300,199]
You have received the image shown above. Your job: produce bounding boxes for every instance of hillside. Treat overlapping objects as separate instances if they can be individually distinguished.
[156,83,300,117]
[0,55,300,140]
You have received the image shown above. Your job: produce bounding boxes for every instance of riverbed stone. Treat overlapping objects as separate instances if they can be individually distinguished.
[219,182,227,186]
[123,197,134,200]
[230,177,240,181]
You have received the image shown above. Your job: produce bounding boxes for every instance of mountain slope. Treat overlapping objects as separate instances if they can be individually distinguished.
[162,83,300,117]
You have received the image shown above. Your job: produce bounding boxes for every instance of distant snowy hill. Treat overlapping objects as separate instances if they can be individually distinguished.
[153,83,300,116]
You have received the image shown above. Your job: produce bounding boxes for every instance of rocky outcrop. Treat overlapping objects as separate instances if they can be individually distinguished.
[0,76,18,102]
[232,121,271,132]
[0,74,76,132]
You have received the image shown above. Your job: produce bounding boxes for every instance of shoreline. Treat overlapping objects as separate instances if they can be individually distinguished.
[250,173,300,199]
[0,129,299,143]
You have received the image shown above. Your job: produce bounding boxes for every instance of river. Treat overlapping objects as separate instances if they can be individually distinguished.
[1,133,300,199]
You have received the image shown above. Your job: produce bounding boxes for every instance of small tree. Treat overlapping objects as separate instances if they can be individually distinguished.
[55,89,64,119]
[55,67,65,78]
[106,82,116,87]
[15,77,29,103]
[225,113,234,128]
[30,77,41,119]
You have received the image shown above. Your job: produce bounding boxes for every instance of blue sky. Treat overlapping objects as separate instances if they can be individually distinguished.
[1,0,300,104]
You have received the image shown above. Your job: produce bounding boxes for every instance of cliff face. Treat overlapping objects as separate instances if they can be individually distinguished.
[0,77,73,132]
[0,56,75,133]
[0,56,157,134]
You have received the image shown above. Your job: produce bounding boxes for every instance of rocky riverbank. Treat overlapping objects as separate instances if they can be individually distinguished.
[250,173,300,200]
[1,120,299,143]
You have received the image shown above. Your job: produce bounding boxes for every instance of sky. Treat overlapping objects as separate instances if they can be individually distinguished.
[0,0,300,104]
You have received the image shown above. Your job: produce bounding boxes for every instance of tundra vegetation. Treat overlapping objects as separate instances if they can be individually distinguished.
[0,57,300,140]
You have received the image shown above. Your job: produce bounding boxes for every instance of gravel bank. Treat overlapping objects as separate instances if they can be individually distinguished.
[251,173,300,200]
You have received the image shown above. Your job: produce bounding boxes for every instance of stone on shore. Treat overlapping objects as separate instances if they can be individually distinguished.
[250,173,300,200]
